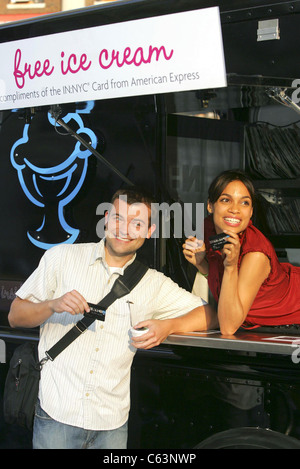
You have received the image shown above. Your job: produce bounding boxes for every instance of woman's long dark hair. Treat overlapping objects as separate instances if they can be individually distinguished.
[208,169,256,205]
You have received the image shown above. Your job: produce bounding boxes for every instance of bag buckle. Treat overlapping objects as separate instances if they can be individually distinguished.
[74,321,88,333]
[37,356,50,369]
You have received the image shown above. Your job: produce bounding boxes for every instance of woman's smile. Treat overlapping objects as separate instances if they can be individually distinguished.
[223,217,242,227]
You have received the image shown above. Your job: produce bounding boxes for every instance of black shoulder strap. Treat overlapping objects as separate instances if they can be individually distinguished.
[98,260,148,310]
[44,259,148,363]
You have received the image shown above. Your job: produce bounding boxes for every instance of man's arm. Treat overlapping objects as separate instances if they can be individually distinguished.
[8,290,90,329]
[131,303,218,350]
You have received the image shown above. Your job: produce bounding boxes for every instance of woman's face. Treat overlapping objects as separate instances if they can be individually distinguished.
[208,180,253,234]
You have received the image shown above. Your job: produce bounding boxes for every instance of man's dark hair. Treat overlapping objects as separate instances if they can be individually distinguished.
[110,186,156,208]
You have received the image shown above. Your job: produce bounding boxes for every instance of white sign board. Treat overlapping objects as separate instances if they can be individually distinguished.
[0,7,226,110]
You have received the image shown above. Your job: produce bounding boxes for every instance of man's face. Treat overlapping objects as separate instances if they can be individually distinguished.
[105,197,156,261]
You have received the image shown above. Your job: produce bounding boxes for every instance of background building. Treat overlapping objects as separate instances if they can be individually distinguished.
[0,0,120,24]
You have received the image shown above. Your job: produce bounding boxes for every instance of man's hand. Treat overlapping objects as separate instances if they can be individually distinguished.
[49,290,90,316]
[130,319,172,350]
[8,290,90,329]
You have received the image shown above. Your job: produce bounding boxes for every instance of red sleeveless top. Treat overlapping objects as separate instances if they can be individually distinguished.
[204,215,300,326]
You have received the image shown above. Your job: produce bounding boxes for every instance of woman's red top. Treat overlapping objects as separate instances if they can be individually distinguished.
[204,215,300,326]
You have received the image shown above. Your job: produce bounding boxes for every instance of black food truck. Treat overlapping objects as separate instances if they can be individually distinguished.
[0,0,300,450]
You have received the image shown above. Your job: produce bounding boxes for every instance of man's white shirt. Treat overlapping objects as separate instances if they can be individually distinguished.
[16,239,205,430]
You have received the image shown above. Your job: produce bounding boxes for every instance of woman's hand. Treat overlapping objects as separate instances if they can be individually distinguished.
[183,236,206,269]
[222,230,241,268]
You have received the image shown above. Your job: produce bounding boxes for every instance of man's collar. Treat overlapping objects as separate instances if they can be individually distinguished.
[89,239,106,266]
[89,238,137,274]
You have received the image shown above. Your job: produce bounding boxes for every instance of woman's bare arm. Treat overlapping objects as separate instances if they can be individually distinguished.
[218,236,270,335]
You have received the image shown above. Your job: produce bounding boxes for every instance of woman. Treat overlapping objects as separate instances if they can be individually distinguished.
[183,169,300,335]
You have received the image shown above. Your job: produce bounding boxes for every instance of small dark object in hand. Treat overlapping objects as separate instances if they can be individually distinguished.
[209,233,230,251]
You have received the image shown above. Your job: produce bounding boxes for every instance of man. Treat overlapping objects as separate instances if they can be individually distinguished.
[8,187,217,449]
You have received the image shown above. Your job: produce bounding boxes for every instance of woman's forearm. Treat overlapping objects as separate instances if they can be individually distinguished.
[197,258,209,276]
[217,266,246,335]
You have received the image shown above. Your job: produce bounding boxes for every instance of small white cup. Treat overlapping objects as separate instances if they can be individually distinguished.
[130,326,149,338]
